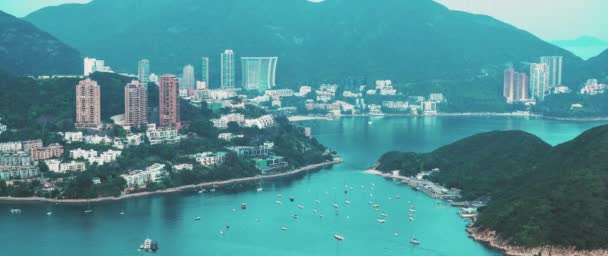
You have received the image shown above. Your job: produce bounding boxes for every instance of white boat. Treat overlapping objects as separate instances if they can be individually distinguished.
[372,204,380,208]
[395,195,401,199]
[219,230,225,236]
[394,233,399,237]
[377,219,386,223]
[84,209,93,214]
[210,188,216,192]
[344,200,351,205]
[120,210,125,215]
[297,204,304,209]
[332,203,340,208]
[10,209,21,214]
[319,214,325,218]
[380,212,388,217]
[312,209,318,213]
[256,188,263,192]
[410,238,421,245]
[46,211,53,216]
[314,199,320,204]
[409,216,415,221]
[334,234,345,241]
[409,208,416,213]
[281,227,288,231]
[195,217,201,221]
[197,190,204,194]
[275,200,283,205]
[408,213,413,218]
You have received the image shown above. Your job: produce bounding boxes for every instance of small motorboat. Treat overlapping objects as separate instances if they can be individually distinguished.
[344,200,351,205]
[314,199,321,204]
[395,195,401,199]
[275,200,283,205]
[377,219,386,223]
[334,234,345,241]
[289,197,295,202]
[410,238,421,245]
[195,216,201,221]
[319,214,325,218]
[219,230,225,236]
[140,238,159,252]
[84,209,93,214]
[297,204,304,209]
[10,209,21,214]
[332,203,340,208]
[281,227,288,231]
[394,233,399,237]
[46,211,53,216]
[380,212,388,217]
[241,203,247,210]
[256,188,263,192]
[120,210,125,215]
[409,216,415,221]
[409,208,417,213]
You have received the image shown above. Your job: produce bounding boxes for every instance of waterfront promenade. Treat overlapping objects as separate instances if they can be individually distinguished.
[0,158,343,204]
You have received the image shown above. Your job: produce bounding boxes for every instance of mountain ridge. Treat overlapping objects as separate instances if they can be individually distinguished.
[24,0,581,86]
[0,10,81,75]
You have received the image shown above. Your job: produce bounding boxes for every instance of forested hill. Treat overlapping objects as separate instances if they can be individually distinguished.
[25,0,579,85]
[0,11,80,75]
[376,126,608,249]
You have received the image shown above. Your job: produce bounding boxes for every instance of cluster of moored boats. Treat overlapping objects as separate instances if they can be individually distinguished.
[193,182,423,246]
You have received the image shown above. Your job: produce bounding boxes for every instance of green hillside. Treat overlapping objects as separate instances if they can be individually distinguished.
[377,126,608,249]
[0,11,80,75]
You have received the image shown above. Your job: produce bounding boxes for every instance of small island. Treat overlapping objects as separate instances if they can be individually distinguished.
[0,72,339,201]
[373,126,608,256]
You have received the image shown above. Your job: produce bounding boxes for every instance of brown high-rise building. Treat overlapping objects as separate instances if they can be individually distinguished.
[504,68,528,103]
[159,74,181,129]
[75,79,101,129]
[124,80,148,128]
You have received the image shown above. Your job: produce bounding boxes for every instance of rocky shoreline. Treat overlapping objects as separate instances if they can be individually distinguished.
[0,159,343,204]
[468,227,608,256]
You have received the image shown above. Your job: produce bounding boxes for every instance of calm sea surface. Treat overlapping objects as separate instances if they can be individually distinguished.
[1,116,605,256]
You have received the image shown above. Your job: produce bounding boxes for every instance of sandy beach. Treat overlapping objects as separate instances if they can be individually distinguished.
[0,159,343,204]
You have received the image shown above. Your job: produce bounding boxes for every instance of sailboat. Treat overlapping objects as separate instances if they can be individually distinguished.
[83,201,93,214]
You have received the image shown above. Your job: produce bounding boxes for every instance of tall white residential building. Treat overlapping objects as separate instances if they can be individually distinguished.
[182,64,195,89]
[241,57,278,92]
[540,56,563,88]
[530,63,550,101]
[201,57,209,88]
[221,50,235,88]
[83,57,113,76]
[138,59,150,83]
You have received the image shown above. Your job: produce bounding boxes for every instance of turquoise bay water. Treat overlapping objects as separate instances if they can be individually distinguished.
[1,116,605,256]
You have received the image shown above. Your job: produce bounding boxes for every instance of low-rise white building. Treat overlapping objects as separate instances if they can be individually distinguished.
[0,141,22,153]
[70,148,98,160]
[45,159,86,173]
[244,115,275,129]
[84,135,113,145]
[63,132,83,143]
[173,164,193,171]
[191,152,227,167]
[121,163,166,187]
[211,113,245,129]
[126,133,144,146]
[265,89,294,97]
[146,128,180,144]
[218,133,244,141]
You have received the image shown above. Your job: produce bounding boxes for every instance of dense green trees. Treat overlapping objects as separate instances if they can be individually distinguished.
[376,126,608,249]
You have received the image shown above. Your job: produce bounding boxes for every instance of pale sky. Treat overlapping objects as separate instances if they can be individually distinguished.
[0,0,606,41]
